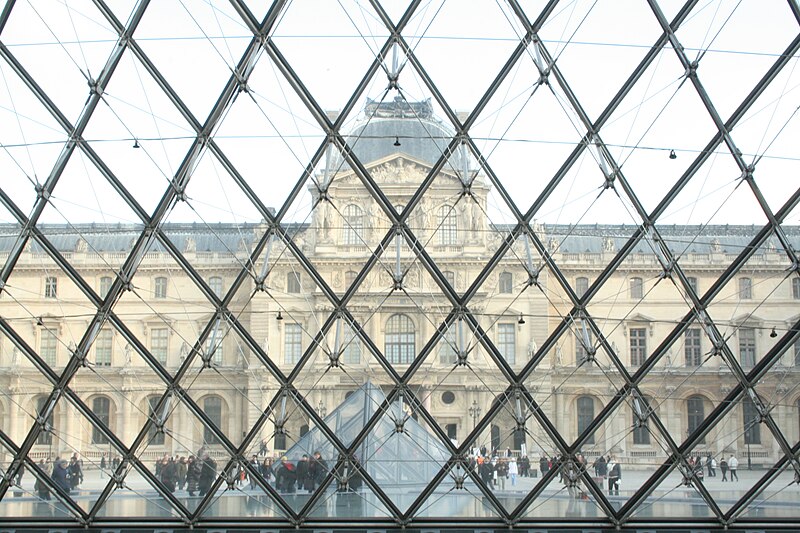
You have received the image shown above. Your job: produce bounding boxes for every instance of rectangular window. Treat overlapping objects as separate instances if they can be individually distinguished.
[284,323,302,365]
[739,277,752,299]
[575,277,589,298]
[439,326,458,364]
[40,332,58,367]
[630,277,643,299]
[95,329,113,366]
[575,324,593,365]
[497,324,515,365]
[287,272,302,294]
[99,276,113,298]
[686,276,698,296]
[739,327,756,367]
[206,337,223,366]
[342,328,361,364]
[795,341,800,367]
[154,277,167,299]
[629,327,647,366]
[499,272,513,294]
[685,328,702,367]
[793,278,800,300]
[44,276,57,298]
[151,328,168,365]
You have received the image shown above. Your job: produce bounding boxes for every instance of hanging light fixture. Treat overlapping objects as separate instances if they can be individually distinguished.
[394,136,401,147]
[276,310,283,321]
[518,313,525,325]
[133,139,140,148]
[770,327,777,338]
[669,149,676,159]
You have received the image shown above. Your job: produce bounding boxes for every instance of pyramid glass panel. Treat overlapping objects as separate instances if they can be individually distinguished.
[0,0,799,528]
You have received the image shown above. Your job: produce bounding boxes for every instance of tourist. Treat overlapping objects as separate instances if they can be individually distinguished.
[720,457,729,481]
[729,454,739,481]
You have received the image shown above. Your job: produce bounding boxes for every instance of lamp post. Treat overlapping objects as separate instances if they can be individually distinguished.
[468,400,481,450]
[747,440,752,470]
[316,400,327,419]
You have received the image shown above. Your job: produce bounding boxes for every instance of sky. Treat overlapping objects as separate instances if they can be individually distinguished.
[0,0,798,231]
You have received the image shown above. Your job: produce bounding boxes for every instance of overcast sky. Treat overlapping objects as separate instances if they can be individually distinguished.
[0,0,798,230]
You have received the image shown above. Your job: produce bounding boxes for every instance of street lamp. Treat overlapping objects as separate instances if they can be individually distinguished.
[468,400,481,450]
[316,400,327,419]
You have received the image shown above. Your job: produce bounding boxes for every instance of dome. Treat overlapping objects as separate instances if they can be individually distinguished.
[331,97,466,171]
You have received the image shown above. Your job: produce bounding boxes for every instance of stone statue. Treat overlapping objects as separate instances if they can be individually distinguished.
[185,236,196,253]
[603,236,615,253]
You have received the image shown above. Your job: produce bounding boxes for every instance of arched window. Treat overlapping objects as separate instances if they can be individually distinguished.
[385,314,415,364]
[91,396,112,445]
[499,272,513,294]
[35,396,54,445]
[209,276,224,298]
[630,277,643,299]
[491,424,501,452]
[343,204,364,246]
[577,396,595,444]
[203,396,223,445]
[147,396,166,446]
[437,205,457,245]
[743,398,761,445]
[687,395,706,444]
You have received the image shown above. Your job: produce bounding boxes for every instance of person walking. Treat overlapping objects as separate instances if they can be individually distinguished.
[177,457,187,490]
[186,455,201,496]
[51,460,71,494]
[607,457,621,496]
[728,455,739,481]
[706,453,715,477]
[198,453,217,497]
[719,457,728,481]
[496,458,509,490]
[539,455,549,477]
[508,457,519,487]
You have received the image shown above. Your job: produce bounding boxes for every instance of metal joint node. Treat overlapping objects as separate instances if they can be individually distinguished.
[456,350,468,367]
[687,61,698,78]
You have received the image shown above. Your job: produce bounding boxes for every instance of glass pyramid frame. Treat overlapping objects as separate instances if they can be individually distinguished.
[0,0,799,529]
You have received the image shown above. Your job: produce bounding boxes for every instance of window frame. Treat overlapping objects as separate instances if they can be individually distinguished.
[497,323,516,365]
[91,396,112,445]
[630,277,644,299]
[287,272,302,294]
[739,326,756,368]
[342,204,364,246]
[739,277,753,299]
[95,329,113,367]
[577,396,595,444]
[437,205,457,245]
[153,276,168,299]
[385,314,416,365]
[499,272,513,294]
[44,276,58,298]
[150,327,169,365]
[684,328,702,367]
[284,323,303,365]
[629,327,647,367]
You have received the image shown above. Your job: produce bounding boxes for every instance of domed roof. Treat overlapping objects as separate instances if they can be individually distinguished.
[333,97,466,171]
